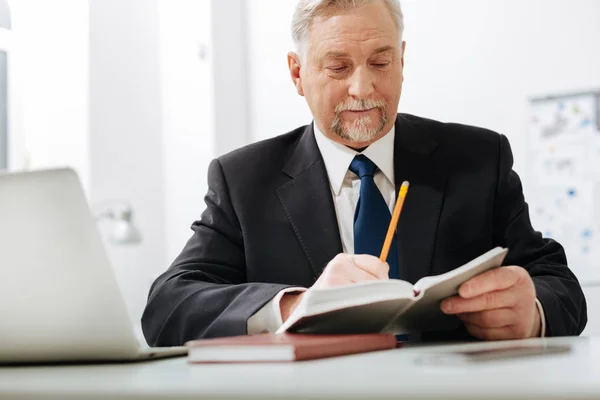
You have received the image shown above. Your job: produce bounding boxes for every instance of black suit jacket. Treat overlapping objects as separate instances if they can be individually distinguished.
[142,114,587,346]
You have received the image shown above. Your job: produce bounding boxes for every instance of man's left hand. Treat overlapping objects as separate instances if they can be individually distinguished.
[440,266,541,340]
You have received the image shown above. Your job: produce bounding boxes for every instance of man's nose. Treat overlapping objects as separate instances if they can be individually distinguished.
[347,66,375,100]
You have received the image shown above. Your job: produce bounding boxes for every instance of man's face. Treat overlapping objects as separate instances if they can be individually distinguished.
[289,0,405,148]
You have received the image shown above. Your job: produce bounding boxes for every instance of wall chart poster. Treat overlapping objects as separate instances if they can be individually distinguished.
[528,91,600,284]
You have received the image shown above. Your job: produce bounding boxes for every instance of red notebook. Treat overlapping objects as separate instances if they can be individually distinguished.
[185,333,399,363]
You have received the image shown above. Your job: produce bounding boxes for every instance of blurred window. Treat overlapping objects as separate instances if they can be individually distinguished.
[0,0,10,170]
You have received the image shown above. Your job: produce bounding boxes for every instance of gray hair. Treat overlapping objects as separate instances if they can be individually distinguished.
[291,0,404,58]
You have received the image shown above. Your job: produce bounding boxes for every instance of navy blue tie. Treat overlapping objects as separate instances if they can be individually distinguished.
[349,155,400,279]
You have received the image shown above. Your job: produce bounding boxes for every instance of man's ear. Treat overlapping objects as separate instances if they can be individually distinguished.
[400,41,406,68]
[288,52,304,96]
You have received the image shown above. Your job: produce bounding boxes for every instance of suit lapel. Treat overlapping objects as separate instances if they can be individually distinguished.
[276,125,343,278]
[394,115,449,284]
[276,116,449,283]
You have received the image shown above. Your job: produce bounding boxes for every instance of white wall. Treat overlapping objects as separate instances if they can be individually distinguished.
[211,0,251,155]
[0,18,26,172]
[89,0,166,339]
[244,0,600,334]
[160,0,251,265]
[10,0,247,343]
[158,0,214,266]
[9,0,89,190]
[90,0,250,339]
[399,0,600,173]
[246,0,312,141]
[143,0,252,280]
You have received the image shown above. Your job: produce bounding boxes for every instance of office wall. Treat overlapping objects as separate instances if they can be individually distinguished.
[0,50,6,169]
[244,0,600,334]
[0,5,7,170]
[211,0,250,157]
[89,0,166,340]
[246,1,311,141]
[158,0,214,269]
[90,0,248,340]
[9,0,89,190]
[160,0,250,266]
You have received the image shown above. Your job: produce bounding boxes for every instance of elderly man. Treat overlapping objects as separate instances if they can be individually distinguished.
[142,0,586,346]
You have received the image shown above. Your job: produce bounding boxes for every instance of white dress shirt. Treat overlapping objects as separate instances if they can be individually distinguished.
[246,123,546,337]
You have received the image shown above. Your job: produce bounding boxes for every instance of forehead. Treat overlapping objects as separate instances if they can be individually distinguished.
[306,3,400,58]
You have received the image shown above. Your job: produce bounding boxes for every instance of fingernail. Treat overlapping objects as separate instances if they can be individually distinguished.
[460,284,471,297]
[441,300,452,313]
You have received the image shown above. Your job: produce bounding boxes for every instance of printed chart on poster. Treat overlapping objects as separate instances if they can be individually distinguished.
[527,91,600,284]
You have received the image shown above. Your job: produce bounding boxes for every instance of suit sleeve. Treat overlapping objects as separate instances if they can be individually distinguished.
[141,159,295,346]
[493,134,587,336]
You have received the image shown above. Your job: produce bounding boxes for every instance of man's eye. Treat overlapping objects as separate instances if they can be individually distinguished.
[373,62,390,68]
[328,66,348,73]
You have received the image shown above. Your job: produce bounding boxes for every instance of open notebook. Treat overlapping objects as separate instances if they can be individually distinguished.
[277,247,508,335]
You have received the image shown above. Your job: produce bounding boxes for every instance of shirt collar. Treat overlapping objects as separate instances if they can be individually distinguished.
[313,122,395,195]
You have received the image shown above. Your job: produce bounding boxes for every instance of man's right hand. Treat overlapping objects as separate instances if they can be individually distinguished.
[280,254,389,322]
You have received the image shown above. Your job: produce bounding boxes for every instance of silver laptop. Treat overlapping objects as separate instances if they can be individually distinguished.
[0,168,187,363]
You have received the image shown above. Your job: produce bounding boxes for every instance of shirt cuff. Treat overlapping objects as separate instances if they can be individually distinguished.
[246,287,307,334]
[535,298,546,337]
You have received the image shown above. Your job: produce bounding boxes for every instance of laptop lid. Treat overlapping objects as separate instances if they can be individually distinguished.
[0,168,141,362]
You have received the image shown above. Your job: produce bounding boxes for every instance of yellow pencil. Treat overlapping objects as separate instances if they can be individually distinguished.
[380,181,410,263]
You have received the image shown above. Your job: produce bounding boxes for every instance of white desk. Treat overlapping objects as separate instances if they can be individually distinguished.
[1,336,599,400]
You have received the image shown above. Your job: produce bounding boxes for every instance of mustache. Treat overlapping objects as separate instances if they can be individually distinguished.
[334,98,387,113]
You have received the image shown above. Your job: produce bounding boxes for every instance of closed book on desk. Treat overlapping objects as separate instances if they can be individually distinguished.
[277,247,508,335]
[185,333,397,363]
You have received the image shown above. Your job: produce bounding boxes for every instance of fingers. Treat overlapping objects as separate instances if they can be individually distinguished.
[344,261,385,283]
[465,322,532,341]
[350,254,389,279]
[326,254,381,280]
[464,324,517,341]
[457,308,517,329]
[444,267,539,341]
[315,254,389,288]
[458,266,523,299]
[441,289,518,314]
